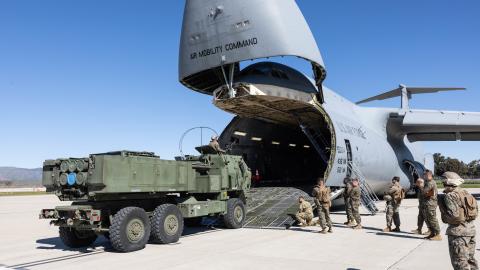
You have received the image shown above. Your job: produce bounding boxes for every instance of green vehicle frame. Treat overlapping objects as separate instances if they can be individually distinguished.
[40,147,251,252]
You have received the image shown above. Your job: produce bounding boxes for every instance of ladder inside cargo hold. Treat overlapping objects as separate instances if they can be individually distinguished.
[299,124,329,164]
[347,161,380,215]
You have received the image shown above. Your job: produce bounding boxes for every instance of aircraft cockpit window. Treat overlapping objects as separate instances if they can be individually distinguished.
[248,66,270,76]
[271,69,289,80]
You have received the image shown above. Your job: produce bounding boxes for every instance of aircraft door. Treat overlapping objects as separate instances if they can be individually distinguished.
[345,140,353,177]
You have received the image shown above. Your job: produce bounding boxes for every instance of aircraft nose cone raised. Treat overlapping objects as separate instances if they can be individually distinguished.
[179,0,326,95]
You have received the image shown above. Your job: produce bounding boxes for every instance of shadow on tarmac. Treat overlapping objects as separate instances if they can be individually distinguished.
[22,225,223,269]
[329,212,376,217]
[36,236,111,252]
[367,231,426,240]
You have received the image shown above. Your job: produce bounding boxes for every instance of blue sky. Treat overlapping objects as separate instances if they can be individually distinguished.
[0,0,479,168]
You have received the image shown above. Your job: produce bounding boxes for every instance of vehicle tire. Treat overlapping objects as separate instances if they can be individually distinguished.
[223,198,246,229]
[59,227,97,248]
[109,207,151,252]
[150,204,184,244]
[184,217,203,227]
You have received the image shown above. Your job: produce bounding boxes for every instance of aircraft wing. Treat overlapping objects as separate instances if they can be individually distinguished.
[400,109,480,141]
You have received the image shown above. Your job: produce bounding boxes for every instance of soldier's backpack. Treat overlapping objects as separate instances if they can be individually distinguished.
[457,189,478,222]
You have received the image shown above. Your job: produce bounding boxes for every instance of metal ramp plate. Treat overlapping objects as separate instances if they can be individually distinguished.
[244,187,314,228]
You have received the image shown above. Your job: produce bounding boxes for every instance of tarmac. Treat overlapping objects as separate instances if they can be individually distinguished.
[1,191,479,270]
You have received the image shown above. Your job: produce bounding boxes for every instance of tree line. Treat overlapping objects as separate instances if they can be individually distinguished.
[434,153,480,179]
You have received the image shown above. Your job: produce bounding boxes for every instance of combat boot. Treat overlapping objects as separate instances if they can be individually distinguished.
[410,229,422,234]
[383,227,392,232]
[422,230,431,236]
[352,224,362,230]
[429,234,442,241]
[392,227,400,232]
[424,233,433,239]
[319,229,328,234]
[346,220,357,226]
[328,227,333,233]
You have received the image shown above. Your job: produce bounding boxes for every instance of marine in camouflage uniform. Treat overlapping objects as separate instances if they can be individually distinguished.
[208,136,226,154]
[422,170,441,240]
[411,178,429,235]
[349,178,362,229]
[383,177,402,232]
[295,196,314,227]
[312,178,332,233]
[343,177,355,225]
[438,172,478,270]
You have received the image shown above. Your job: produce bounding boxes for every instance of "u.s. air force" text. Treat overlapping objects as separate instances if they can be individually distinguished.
[190,37,258,60]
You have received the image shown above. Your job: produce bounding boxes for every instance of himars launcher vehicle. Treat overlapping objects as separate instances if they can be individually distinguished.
[40,149,251,252]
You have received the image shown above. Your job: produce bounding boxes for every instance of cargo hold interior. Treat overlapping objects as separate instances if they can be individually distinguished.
[220,116,333,188]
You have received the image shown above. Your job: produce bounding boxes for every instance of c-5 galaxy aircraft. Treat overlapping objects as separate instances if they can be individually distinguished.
[177,0,480,227]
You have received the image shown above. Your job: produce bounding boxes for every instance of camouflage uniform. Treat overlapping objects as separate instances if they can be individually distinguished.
[343,181,353,223]
[312,185,332,231]
[209,140,225,153]
[416,187,426,232]
[295,200,314,226]
[349,185,362,226]
[439,187,478,270]
[422,179,441,236]
[385,181,402,229]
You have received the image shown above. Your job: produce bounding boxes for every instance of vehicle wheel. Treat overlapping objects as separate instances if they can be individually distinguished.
[109,207,151,252]
[184,217,203,227]
[150,204,184,244]
[223,198,246,229]
[59,227,97,248]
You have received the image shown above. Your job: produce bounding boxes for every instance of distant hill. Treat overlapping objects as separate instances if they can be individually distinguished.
[0,167,42,186]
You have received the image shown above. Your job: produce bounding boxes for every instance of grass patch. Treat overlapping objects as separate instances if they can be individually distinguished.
[436,181,480,189]
[0,191,48,196]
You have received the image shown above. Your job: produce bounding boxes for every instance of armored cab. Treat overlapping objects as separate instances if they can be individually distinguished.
[40,149,251,252]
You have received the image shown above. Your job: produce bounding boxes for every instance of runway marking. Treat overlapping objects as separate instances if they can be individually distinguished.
[6,249,105,269]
